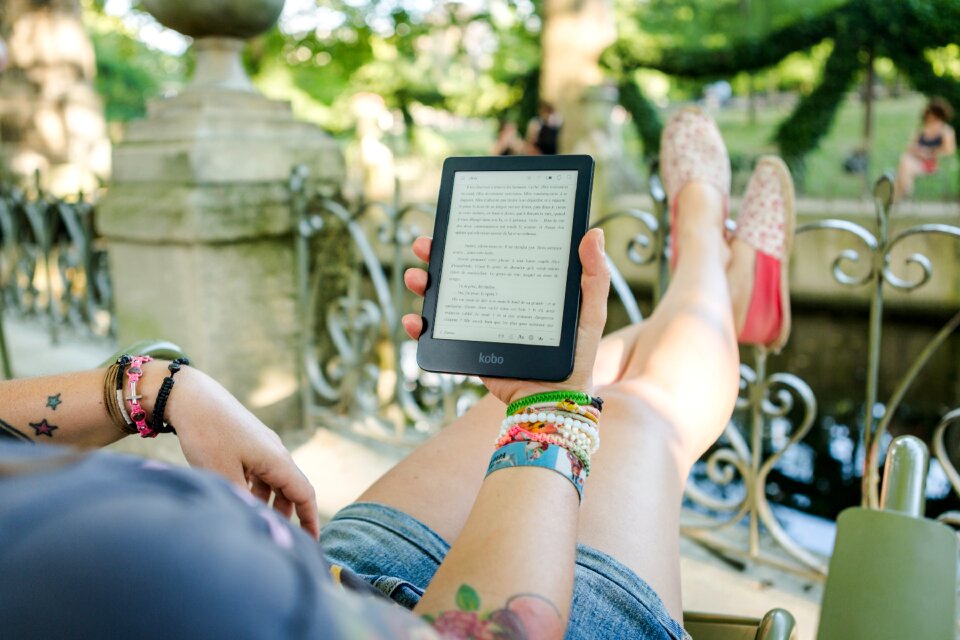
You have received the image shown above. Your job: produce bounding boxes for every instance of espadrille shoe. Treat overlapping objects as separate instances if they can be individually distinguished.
[735,156,796,353]
[659,106,731,270]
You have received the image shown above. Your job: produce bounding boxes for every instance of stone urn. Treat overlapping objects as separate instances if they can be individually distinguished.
[141,0,285,92]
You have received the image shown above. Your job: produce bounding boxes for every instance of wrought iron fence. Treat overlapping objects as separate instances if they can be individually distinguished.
[292,167,960,580]
[0,182,114,376]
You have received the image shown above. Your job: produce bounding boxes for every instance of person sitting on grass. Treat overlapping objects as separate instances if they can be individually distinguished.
[894,97,956,202]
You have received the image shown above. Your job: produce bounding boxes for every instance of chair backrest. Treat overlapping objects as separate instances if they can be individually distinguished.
[817,436,958,640]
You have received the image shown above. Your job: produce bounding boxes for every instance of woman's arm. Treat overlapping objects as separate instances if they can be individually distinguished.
[0,362,320,537]
[403,229,609,638]
[940,125,957,156]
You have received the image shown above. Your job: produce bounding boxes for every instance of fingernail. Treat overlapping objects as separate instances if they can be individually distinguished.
[597,228,605,253]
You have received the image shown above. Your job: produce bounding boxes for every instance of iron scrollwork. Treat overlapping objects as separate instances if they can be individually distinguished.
[0,182,113,355]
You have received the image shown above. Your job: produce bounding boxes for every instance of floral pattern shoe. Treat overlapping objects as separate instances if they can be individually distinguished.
[735,156,796,353]
[659,106,731,270]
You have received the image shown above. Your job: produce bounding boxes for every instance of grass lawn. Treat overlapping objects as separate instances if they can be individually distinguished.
[395,93,958,202]
[709,93,959,200]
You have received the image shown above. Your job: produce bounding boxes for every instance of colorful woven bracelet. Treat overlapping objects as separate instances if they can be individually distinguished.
[124,355,156,438]
[151,358,190,435]
[506,390,592,416]
[486,441,587,500]
[496,428,592,474]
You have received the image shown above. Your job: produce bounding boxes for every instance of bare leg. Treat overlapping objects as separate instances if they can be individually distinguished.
[575,183,737,618]
[895,153,920,201]
[356,182,741,620]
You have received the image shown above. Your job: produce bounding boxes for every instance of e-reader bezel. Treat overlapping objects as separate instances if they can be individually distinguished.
[417,154,595,381]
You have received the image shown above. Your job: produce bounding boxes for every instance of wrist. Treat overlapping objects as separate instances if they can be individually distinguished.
[136,359,169,423]
[136,359,195,434]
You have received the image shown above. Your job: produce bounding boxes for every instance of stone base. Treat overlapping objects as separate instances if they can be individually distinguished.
[99,89,344,432]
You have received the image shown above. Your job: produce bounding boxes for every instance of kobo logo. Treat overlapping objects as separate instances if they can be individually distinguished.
[478,352,504,365]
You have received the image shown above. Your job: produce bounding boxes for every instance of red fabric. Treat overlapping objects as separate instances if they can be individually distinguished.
[738,251,782,346]
[921,157,939,174]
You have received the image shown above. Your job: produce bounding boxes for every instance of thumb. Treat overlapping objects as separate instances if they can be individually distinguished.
[578,228,609,353]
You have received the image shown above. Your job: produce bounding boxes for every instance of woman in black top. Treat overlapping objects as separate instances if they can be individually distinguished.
[526,101,563,155]
[895,97,956,201]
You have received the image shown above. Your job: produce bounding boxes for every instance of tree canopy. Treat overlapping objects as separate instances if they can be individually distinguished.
[608,0,960,172]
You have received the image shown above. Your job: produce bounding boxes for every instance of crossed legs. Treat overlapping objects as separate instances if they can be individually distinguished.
[356,182,742,620]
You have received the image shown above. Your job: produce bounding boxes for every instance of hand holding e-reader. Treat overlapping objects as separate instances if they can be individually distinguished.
[415,155,595,381]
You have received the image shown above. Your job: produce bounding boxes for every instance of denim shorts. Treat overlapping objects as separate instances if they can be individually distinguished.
[321,502,690,640]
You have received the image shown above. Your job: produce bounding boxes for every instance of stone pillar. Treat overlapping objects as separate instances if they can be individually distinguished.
[0,0,110,194]
[98,1,344,432]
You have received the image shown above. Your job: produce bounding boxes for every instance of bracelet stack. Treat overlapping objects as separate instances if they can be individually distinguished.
[102,355,190,439]
[486,390,603,501]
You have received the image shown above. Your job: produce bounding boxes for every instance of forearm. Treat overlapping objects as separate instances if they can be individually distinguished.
[416,467,579,639]
[0,361,173,448]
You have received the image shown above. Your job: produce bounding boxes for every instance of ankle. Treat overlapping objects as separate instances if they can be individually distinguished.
[674,181,725,237]
[728,239,756,333]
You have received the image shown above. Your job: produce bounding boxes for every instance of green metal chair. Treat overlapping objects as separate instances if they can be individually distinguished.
[99,340,189,368]
[817,435,958,640]
[684,435,958,640]
[684,608,797,640]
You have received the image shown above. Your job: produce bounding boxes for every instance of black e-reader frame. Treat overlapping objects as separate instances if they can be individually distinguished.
[417,154,595,381]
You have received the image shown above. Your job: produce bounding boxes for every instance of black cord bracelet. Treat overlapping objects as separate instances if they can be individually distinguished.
[151,358,190,435]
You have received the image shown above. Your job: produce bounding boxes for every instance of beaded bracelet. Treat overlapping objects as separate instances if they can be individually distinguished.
[124,355,156,438]
[503,409,600,437]
[498,412,600,451]
[487,441,587,500]
[151,358,190,435]
[518,400,600,423]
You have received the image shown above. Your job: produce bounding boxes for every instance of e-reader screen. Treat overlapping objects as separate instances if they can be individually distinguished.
[417,154,593,381]
[432,169,577,347]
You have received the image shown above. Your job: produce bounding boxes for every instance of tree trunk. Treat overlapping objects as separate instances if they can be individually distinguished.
[862,47,875,193]
[541,0,638,211]
[0,0,109,194]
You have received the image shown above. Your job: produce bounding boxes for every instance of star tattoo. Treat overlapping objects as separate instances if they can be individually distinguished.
[29,419,58,438]
[46,393,62,411]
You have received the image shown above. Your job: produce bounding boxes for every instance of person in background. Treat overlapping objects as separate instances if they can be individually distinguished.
[894,97,956,201]
[526,101,562,155]
[491,119,524,156]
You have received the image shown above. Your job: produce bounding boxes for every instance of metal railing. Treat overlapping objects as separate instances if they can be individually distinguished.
[0,182,114,376]
[292,167,960,579]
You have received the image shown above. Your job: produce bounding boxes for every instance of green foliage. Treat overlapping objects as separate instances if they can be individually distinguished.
[92,30,171,121]
[246,1,542,133]
[607,0,960,170]
[617,78,662,161]
[773,40,859,179]
[83,2,186,122]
